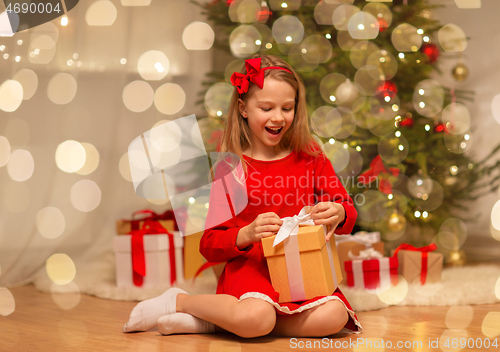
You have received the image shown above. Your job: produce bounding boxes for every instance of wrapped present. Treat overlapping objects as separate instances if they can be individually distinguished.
[345,248,398,291]
[116,209,177,235]
[113,221,184,288]
[183,231,207,279]
[393,243,443,285]
[335,231,385,280]
[261,207,343,303]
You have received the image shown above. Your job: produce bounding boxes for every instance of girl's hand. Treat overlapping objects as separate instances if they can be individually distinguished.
[237,212,283,249]
[308,202,345,242]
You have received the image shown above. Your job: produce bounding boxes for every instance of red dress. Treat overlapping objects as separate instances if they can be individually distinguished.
[200,150,362,333]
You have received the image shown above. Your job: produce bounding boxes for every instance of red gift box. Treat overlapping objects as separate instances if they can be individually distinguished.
[345,257,399,290]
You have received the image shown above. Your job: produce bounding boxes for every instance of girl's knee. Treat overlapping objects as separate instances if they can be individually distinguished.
[236,299,276,338]
[323,300,349,335]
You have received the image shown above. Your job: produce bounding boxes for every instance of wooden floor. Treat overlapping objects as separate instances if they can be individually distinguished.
[2,284,500,351]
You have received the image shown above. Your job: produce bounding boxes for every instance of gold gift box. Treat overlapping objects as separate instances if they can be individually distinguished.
[395,250,443,284]
[262,225,343,303]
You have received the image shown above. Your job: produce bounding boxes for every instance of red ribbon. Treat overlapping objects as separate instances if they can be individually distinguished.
[130,220,177,287]
[393,243,437,285]
[358,155,400,194]
[125,209,179,232]
[230,58,292,94]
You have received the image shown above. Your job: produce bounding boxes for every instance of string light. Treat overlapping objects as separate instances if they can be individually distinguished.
[356,146,361,152]
[398,53,405,59]
[415,211,421,218]
[425,124,431,131]
[329,138,335,144]
[325,33,331,39]
[61,15,68,26]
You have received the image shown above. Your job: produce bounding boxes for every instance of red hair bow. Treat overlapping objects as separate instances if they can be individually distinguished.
[230,58,292,94]
[230,58,266,94]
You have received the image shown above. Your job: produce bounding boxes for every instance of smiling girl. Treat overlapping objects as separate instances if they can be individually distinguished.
[123,55,362,337]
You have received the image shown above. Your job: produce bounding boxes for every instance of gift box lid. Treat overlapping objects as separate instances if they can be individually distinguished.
[261,225,329,257]
[113,232,183,253]
[344,257,398,273]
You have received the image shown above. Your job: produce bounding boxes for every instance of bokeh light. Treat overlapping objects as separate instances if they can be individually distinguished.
[70,180,101,212]
[28,22,58,64]
[348,12,379,40]
[414,180,444,211]
[314,1,339,25]
[439,329,467,352]
[13,69,38,100]
[76,143,99,175]
[229,25,262,58]
[50,282,81,310]
[119,152,133,182]
[363,2,392,29]
[288,44,319,72]
[0,288,15,316]
[354,66,382,96]
[121,0,151,5]
[491,94,500,125]
[333,4,360,31]
[495,276,500,299]
[182,22,215,50]
[441,103,471,135]
[413,79,445,118]
[445,305,473,329]
[392,23,422,52]
[366,50,398,80]
[357,190,386,222]
[268,0,301,11]
[0,136,10,167]
[47,73,77,105]
[300,34,332,64]
[46,253,76,285]
[122,80,154,112]
[319,73,347,104]
[439,218,467,249]
[376,275,408,304]
[490,200,500,231]
[154,83,186,115]
[137,50,169,81]
[224,59,245,82]
[205,83,233,117]
[311,106,336,138]
[3,181,30,212]
[236,0,260,23]
[198,118,223,151]
[438,23,467,52]
[37,206,66,239]
[272,16,304,44]
[0,80,23,112]
[369,94,400,121]
[85,0,117,26]
[7,149,34,182]
[350,41,379,69]
[378,132,409,164]
[56,140,86,173]
[324,141,350,172]
[336,80,359,106]
[331,107,356,138]
[444,132,472,154]
[482,312,500,338]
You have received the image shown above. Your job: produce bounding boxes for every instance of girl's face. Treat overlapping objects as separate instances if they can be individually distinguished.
[238,77,296,157]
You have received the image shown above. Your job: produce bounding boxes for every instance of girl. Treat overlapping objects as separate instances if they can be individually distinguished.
[124,55,362,337]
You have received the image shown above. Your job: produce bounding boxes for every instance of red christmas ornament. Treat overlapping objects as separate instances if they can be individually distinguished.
[376,81,398,99]
[434,123,448,133]
[400,117,414,128]
[378,17,388,32]
[421,43,439,63]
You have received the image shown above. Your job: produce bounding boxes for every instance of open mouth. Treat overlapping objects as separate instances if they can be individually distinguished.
[265,127,283,135]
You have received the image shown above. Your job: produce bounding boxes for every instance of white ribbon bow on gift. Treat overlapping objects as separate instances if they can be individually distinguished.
[349,247,391,291]
[348,247,384,260]
[272,206,339,302]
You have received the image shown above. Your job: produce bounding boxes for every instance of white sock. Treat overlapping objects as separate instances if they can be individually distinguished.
[123,287,187,333]
[157,313,215,335]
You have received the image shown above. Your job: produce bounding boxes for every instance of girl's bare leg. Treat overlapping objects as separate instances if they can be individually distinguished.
[176,294,276,338]
[270,300,349,337]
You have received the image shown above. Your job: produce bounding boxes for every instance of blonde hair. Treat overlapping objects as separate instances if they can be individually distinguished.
[218,54,320,173]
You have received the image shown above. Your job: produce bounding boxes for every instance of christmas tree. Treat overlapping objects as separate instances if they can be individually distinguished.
[193,0,500,250]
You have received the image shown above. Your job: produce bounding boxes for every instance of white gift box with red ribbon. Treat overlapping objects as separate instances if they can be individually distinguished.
[113,232,184,288]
